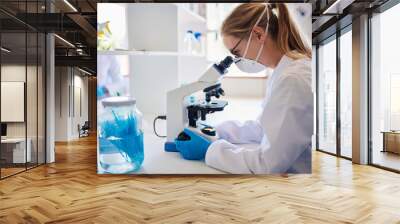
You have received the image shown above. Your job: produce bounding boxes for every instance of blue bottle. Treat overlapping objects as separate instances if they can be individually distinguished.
[98,96,144,174]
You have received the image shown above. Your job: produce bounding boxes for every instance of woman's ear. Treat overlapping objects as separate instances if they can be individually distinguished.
[252,26,267,43]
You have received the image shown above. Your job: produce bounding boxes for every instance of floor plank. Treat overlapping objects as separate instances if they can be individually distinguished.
[1,135,400,223]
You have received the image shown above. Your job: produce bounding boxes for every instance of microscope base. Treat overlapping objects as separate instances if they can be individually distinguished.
[164,125,218,152]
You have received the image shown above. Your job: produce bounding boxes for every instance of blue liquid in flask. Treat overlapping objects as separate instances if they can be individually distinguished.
[99,110,144,174]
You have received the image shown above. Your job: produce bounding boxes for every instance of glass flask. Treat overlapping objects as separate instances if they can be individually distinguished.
[99,96,144,173]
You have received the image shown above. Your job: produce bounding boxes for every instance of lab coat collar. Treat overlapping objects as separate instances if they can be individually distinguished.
[265,55,293,98]
[271,55,293,79]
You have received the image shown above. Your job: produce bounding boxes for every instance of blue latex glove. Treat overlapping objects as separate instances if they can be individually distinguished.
[175,128,211,160]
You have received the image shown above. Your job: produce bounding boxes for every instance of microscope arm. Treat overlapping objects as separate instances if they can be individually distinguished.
[165,56,234,149]
[166,65,223,142]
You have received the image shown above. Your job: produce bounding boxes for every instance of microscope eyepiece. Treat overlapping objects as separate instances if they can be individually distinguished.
[214,56,234,74]
[219,56,234,70]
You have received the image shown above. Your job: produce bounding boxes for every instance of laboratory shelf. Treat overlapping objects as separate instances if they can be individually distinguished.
[98,50,205,58]
[174,3,207,25]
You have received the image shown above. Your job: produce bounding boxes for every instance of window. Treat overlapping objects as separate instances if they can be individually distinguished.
[339,28,352,158]
[317,36,337,154]
[0,1,47,179]
[312,46,317,150]
[316,25,353,159]
[370,2,400,171]
[390,74,400,130]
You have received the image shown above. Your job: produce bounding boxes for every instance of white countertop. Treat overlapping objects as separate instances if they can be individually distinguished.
[135,97,263,174]
[98,97,263,174]
[136,125,224,174]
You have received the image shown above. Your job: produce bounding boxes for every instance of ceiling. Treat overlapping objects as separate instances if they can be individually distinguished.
[0,0,396,74]
[0,0,97,74]
[311,0,391,44]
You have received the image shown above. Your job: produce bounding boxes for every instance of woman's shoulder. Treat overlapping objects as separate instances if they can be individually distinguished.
[282,56,311,77]
[288,55,311,68]
[277,56,312,87]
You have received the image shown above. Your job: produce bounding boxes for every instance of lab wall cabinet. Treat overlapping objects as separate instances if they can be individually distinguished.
[98,51,208,115]
[98,3,207,53]
[98,3,209,115]
[127,4,208,114]
[126,3,207,54]
[130,52,208,114]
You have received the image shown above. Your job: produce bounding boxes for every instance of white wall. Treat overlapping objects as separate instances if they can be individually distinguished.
[130,54,179,115]
[71,74,89,138]
[127,4,178,52]
[287,3,312,47]
[221,77,266,98]
[55,67,69,141]
[1,63,46,163]
[1,65,32,138]
[1,66,26,128]
[1,82,25,122]
[54,67,89,141]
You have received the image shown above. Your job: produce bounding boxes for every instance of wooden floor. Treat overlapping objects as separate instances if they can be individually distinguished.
[1,163,44,178]
[1,135,400,223]
[0,167,26,178]
[372,150,400,171]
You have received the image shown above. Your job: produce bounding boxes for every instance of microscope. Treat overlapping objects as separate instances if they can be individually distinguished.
[164,56,234,152]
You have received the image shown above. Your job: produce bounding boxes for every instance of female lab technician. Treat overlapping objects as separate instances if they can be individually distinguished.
[205,3,313,174]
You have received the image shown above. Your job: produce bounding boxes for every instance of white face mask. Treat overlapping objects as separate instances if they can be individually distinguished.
[234,5,270,73]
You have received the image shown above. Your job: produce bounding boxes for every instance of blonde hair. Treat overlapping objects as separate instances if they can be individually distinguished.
[221,3,311,59]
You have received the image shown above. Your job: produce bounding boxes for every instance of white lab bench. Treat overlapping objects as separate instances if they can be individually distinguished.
[135,98,262,174]
[136,117,224,174]
[97,115,224,174]
[96,112,224,174]
[97,97,262,174]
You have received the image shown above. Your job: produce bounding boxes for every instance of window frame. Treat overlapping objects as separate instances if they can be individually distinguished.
[0,0,47,180]
[367,0,400,173]
[315,24,353,161]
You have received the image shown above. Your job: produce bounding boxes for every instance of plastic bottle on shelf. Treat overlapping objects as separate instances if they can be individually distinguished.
[193,32,203,56]
[183,30,195,55]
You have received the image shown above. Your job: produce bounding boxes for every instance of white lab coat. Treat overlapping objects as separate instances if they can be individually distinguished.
[205,55,313,174]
